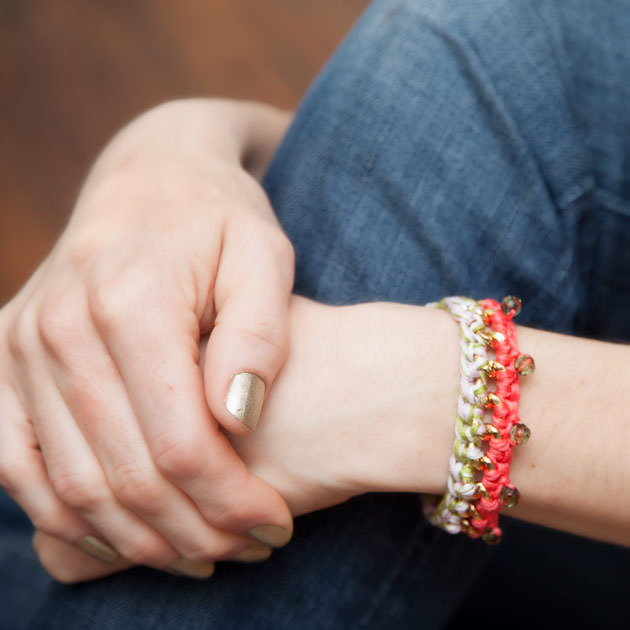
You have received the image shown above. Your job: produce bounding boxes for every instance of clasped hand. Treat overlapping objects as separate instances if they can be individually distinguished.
[0,100,298,580]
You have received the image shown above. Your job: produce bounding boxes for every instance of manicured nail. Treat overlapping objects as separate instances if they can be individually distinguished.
[167,558,215,579]
[248,524,292,548]
[225,372,266,430]
[230,544,273,563]
[76,536,119,564]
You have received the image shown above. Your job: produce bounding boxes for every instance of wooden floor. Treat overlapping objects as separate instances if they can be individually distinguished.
[0,0,368,304]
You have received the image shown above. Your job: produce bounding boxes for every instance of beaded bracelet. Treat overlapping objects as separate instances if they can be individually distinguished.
[424,296,534,544]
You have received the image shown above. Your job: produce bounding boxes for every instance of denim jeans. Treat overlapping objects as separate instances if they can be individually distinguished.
[2,1,629,628]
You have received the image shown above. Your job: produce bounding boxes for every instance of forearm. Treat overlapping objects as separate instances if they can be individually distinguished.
[336,302,630,546]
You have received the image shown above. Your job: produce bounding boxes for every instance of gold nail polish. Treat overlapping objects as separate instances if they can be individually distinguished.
[168,558,215,579]
[225,372,266,430]
[248,524,292,548]
[76,536,119,564]
[230,544,273,563]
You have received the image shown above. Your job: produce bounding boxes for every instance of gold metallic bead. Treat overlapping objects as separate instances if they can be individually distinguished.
[460,518,472,533]
[482,308,496,323]
[484,424,502,440]
[515,353,536,376]
[482,528,502,545]
[479,360,505,380]
[500,485,520,508]
[472,455,495,471]
[467,503,482,520]
[501,295,522,316]
[477,330,505,346]
[476,483,492,500]
[509,422,531,445]
[478,392,502,408]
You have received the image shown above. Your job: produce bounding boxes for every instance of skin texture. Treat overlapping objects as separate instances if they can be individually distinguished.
[0,99,296,576]
[33,295,630,582]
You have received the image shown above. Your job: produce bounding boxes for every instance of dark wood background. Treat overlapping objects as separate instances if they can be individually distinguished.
[0,0,368,304]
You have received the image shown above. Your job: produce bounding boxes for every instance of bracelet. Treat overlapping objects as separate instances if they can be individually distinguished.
[424,295,534,544]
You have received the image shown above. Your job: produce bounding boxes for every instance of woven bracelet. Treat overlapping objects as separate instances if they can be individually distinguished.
[425,295,534,544]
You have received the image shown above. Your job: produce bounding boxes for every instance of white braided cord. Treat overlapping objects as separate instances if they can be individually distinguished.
[423,297,494,534]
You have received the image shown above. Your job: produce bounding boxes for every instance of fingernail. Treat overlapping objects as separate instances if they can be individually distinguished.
[248,524,292,548]
[167,558,215,579]
[225,372,266,430]
[230,544,273,563]
[76,536,119,564]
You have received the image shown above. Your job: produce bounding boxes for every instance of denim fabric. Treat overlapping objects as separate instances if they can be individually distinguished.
[1,1,629,628]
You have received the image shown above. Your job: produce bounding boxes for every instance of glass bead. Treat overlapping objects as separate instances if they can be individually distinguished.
[482,529,502,545]
[515,353,535,376]
[509,422,531,445]
[500,485,520,508]
[501,295,522,316]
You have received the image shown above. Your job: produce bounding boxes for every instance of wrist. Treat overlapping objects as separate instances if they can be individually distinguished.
[335,302,458,497]
[230,297,459,517]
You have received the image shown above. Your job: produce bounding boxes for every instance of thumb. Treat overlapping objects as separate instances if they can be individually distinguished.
[203,218,294,435]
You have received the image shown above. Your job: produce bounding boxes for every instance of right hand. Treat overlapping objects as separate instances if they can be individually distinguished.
[0,99,294,577]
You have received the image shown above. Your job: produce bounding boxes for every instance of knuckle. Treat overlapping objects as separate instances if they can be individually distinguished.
[211,499,253,530]
[267,227,295,266]
[183,544,227,564]
[268,230,295,290]
[109,464,162,515]
[29,510,66,540]
[50,471,107,512]
[205,475,254,529]
[250,221,294,283]
[6,312,35,362]
[153,434,207,482]
[37,295,85,356]
[64,232,101,270]
[88,267,153,333]
[63,381,101,424]
[240,319,289,364]
[240,218,294,267]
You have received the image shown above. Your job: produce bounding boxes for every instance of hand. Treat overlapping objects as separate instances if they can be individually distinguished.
[32,295,454,582]
[0,99,295,578]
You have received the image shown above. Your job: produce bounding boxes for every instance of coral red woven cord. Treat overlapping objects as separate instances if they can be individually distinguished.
[469,298,521,538]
